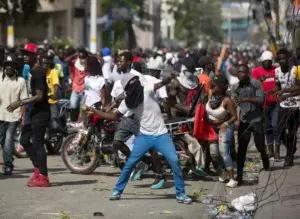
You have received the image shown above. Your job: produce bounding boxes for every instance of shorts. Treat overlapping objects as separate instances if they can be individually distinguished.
[113,116,139,142]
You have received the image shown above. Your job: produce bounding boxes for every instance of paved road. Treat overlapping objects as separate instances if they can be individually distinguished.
[0,147,299,219]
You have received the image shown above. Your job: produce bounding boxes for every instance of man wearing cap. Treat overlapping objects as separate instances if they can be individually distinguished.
[87,72,192,204]
[252,51,279,160]
[0,54,28,175]
[7,44,50,187]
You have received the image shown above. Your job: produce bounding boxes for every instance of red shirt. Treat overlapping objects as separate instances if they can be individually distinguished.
[252,66,278,106]
[71,59,88,93]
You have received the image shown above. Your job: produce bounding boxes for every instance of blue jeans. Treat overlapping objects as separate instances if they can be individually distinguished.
[114,133,185,196]
[0,121,19,168]
[263,104,280,146]
[70,91,85,109]
[209,124,234,171]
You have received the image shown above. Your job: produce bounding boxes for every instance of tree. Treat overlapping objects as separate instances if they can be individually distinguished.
[100,0,151,49]
[166,0,223,47]
[0,0,55,46]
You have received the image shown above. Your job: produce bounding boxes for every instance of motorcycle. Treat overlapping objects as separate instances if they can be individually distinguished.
[13,99,75,158]
[61,111,118,174]
[61,106,195,175]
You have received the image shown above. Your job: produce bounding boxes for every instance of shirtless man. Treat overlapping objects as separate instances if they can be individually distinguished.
[169,57,200,117]
[168,57,203,175]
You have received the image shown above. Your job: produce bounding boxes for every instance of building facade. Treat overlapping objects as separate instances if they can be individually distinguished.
[0,0,86,46]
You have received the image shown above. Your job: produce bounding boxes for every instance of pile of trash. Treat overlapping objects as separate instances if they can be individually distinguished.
[195,191,257,219]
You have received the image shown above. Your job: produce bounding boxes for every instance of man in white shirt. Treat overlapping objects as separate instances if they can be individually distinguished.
[108,52,169,189]
[101,47,112,80]
[0,54,28,175]
[88,73,191,204]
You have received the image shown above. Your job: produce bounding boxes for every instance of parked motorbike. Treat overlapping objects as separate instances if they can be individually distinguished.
[61,105,195,175]
[13,99,75,158]
[61,111,118,174]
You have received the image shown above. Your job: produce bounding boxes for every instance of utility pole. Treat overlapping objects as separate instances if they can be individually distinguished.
[89,0,97,53]
[7,0,14,47]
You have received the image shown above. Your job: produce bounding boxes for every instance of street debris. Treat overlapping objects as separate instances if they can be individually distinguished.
[93,188,110,192]
[161,210,173,214]
[231,193,256,212]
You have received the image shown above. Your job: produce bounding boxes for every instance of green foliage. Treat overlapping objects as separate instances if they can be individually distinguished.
[100,0,149,49]
[166,0,223,47]
[50,37,74,48]
[0,0,55,21]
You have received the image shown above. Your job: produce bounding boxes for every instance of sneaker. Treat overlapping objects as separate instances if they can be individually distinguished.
[151,177,165,189]
[284,157,294,168]
[109,189,121,200]
[176,194,192,204]
[194,168,206,177]
[236,178,243,186]
[3,166,13,175]
[226,179,238,188]
[27,168,40,186]
[130,162,148,181]
[219,170,227,182]
[28,174,50,187]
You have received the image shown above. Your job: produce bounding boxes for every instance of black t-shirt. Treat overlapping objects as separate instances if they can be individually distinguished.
[30,66,49,114]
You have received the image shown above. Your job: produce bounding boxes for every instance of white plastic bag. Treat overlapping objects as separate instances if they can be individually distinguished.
[231,192,256,212]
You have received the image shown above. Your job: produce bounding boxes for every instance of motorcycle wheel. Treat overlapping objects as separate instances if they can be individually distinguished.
[45,136,63,155]
[13,125,28,158]
[61,132,100,174]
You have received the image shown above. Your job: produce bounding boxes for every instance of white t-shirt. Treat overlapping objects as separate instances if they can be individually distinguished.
[225,70,239,89]
[130,69,168,99]
[84,75,105,107]
[275,66,300,108]
[102,56,112,80]
[110,73,167,117]
[107,66,123,84]
[118,85,168,136]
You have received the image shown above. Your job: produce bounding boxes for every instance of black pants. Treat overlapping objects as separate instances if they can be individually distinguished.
[237,121,269,180]
[277,107,299,160]
[20,111,50,176]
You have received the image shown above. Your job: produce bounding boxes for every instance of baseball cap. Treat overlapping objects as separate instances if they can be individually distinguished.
[121,73,138,89]
[3,53,18,65]
[21,43,38,55]
[260,51,273,62]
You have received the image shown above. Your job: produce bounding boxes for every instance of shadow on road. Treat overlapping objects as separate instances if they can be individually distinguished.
[90,171,120,177]
[0,174,29,180]
[121,193,176,200]
[51,179,98,187]
[14,167,67,174]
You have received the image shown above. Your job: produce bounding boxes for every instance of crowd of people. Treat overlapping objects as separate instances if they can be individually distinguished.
[0,42,299,204]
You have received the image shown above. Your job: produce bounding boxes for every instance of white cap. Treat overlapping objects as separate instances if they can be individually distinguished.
[260,51,273,62]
